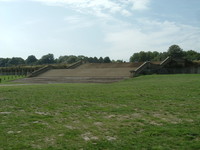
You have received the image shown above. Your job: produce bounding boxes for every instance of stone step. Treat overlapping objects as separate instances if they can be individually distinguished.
[15,77,128,84]
[38,68,133,77]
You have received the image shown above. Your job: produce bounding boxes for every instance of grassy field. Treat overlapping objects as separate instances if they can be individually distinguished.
[0,74,200,149]
[0,75,25,84]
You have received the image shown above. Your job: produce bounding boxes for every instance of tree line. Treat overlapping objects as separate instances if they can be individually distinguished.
[1,44,199,67]
[0,54,114,67]
[130,45,200,62]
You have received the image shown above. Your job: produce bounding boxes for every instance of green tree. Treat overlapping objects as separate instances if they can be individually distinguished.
[77,55,85,61]
[57,56,69,63]
[93,57,99,63]
[88,57,94,63]
[38,54,55,64]
[130,51,171,62]
[99,57,104,63]
[8,57,25,66]
[66,55,77,64]
[103,57,111,63]
[184,50,200,61]
[115,60,124,63]
[152,51,160,60]
[0,58,11,67]
[130,53,140,62]
[153,52,168,61]
[26,55,38,65]
[167,45,184,58]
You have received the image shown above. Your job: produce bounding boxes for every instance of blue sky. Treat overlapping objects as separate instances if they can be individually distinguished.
[0,0,200,61]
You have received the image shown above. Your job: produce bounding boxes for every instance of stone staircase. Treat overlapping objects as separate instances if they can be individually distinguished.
[15,63,139,84]
[16,76,128,84]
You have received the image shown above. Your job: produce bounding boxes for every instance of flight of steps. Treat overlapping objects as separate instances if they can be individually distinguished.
[16,76,128,83]
[15,63,142,84]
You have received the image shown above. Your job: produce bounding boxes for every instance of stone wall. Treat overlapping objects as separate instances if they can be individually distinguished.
[132,57,200,77]
[158,66,200,74]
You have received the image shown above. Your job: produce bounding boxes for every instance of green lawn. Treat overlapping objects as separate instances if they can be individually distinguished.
[0,75,25,84]
[0,74,200,149]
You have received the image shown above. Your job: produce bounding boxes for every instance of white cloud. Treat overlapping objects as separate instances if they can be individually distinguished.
[1,0,199,61]
[64,16,83,24]
[105,19,200,60]
[62,15,95,30]
[129,0,150,10]
[0,0,19,1]
[31,0,150,17]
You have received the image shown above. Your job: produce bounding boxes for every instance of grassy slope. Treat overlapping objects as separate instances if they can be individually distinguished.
[0,74,200,150]
[0,75,25,84]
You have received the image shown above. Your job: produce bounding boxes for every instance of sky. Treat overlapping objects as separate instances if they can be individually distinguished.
[0,0,200,61]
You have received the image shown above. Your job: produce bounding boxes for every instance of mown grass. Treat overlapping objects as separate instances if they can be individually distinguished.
[0,75,25,84]
[0,74,200,149]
